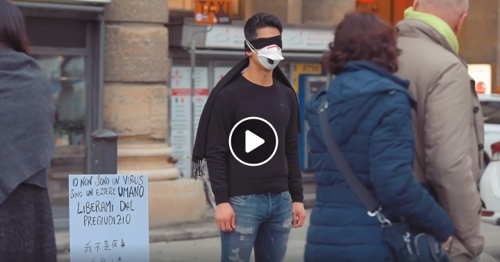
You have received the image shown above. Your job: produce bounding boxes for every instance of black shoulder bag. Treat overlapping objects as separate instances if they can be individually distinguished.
[317,98,451,262]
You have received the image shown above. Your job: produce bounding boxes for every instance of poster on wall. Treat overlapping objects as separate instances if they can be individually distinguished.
[468,64,492,94]
[68,174,149,262]
[170,66,209,178]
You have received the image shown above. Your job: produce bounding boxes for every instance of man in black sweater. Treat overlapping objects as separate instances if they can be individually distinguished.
[202,13,306,262]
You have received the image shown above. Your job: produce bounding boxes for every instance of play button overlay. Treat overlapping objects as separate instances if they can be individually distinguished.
[245,130,265,153]
[229,117,278,167]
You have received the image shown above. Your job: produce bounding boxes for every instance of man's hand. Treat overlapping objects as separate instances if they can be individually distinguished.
[442,236,453,254]
[292,202,306,228]
[215,203,235,232]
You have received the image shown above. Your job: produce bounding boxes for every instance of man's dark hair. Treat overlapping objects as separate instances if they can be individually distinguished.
[328,11,400,75]
[244,12,283,40]
[0,0,30,55]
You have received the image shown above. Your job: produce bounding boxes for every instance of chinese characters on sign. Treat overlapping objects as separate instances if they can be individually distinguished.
[69,174,149,262]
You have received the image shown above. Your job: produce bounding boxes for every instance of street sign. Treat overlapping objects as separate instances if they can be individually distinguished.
[194,0,232,25]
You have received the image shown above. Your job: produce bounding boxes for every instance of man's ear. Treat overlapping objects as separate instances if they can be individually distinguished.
[455,13,467,36]
[245,51,253,57]
[412,0,419,9]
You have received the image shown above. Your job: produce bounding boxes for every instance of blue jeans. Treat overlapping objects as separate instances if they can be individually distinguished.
[220,191,293,262]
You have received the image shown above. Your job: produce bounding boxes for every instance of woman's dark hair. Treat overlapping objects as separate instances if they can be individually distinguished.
[0,0,30,55]
[328,11,400,75]
[244,12,283,40]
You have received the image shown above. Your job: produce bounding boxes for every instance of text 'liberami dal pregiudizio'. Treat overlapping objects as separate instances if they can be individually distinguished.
[70,175,145,227]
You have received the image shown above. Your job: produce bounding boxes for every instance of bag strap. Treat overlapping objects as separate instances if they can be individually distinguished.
[317,97,391,225]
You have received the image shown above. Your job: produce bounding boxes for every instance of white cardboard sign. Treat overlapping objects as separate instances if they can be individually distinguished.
[68,174,149,262]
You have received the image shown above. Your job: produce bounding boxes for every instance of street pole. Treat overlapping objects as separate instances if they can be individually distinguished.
[89,129,118,174]
[188,26,213,178]
[189,38,196,179]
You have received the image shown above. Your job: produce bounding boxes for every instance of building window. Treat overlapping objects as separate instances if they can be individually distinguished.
[21,11,104,188]
[14,3,105,218]
[169,0,241,15]
[34,55,87,147]
[23,15,94,179]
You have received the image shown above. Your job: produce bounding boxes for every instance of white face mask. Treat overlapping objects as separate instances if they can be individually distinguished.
[245,39,284,70]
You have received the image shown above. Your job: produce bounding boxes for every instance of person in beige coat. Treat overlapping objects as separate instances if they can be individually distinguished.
[395,0,493,261]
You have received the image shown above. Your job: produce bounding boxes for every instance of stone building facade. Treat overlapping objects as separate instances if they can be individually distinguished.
[103,0,205,227]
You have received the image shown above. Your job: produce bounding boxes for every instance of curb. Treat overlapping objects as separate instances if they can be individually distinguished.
[148,223,220,243]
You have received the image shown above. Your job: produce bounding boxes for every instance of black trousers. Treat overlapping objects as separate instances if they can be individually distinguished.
[0,183,57,262]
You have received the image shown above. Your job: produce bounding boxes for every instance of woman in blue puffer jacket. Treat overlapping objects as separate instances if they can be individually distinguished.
[304,11,454,262]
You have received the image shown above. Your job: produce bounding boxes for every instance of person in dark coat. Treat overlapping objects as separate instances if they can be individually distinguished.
[304,11,454,262]
[0,1,57,261]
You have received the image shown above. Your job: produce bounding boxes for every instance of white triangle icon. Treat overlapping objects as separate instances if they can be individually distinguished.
[245,130,265,153]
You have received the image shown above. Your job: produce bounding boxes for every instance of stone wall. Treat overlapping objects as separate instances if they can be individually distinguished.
[459,0,500,90]
[104,0,206,227]
[459,0,498,64]
[104,0,170,121]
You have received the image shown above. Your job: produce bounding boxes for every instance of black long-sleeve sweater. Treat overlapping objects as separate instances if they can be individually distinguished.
[205,74,303,205]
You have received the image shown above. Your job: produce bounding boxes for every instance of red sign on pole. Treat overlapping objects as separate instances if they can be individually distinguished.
[194,0,232,25]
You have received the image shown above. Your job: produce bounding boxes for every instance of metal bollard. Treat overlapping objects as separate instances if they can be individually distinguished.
[89,129,118,174]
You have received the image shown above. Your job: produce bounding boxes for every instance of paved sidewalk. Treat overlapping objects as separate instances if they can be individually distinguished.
[55,193,316,255]
[55,205,219,255]
[56,219,220,254]
[57,210,500,262]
